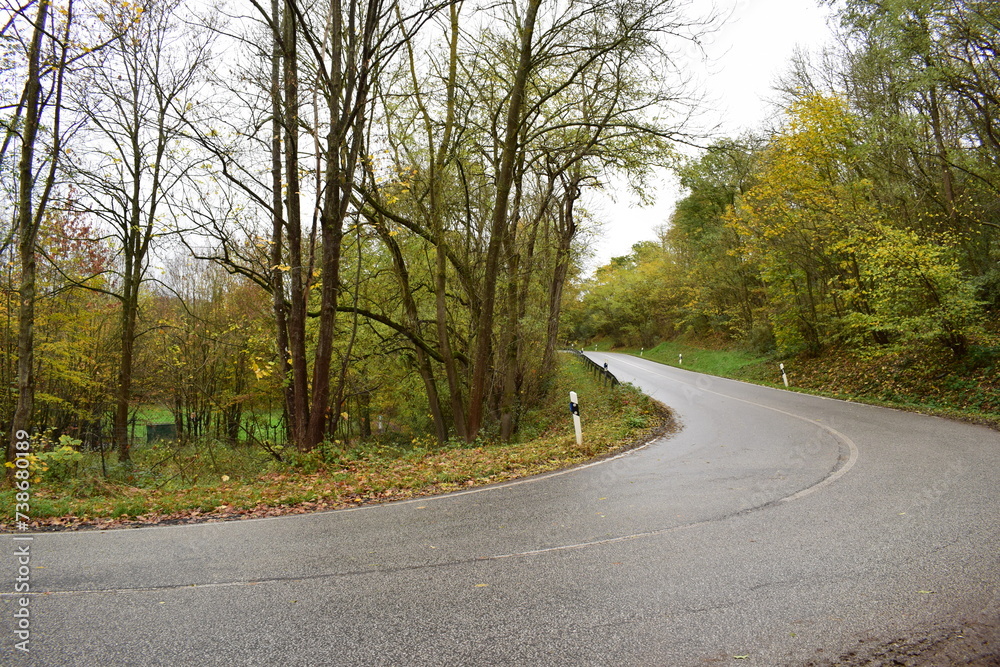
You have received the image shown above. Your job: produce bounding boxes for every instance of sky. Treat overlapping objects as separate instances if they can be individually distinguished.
[586,0,838,270]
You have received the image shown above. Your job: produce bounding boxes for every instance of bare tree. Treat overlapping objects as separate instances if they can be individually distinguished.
[362,0,713,440]
[69,0,215,461]
[187,0,445,451]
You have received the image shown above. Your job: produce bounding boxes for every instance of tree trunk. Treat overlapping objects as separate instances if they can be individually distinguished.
[927,85,959,228]
[542,195,576,376]
[467,0,542,440]
[270,0,295,446]
[8,0,51,475]
[378,222,448,442]
[114,297,137,461]
[305,0,376,449]
[280,0,311,449]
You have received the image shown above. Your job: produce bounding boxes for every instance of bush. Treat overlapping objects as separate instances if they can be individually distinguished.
[36,439,85,483]
[4,434,84,484]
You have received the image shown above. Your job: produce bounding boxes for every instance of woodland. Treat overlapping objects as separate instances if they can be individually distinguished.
[3,0,704,468]
[569,0,1000,404]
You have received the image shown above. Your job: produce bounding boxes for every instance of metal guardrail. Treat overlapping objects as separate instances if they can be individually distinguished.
[571,350,620,388]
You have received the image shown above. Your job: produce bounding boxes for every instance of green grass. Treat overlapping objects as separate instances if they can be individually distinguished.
[759,342,1000,429]
[617,340,769,378]
[126,407,286,445]
[1,355,671,530]
[133,406,175,422]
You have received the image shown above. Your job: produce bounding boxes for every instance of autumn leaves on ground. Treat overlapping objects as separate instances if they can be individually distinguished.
[15,327,996,533]
[0,358,670,531]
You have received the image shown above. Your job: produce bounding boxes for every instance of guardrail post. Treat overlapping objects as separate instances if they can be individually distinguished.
[569,391,582,445]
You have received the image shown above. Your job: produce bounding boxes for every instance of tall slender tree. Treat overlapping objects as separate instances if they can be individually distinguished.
[70,0,215,461]
[5,0,73,474]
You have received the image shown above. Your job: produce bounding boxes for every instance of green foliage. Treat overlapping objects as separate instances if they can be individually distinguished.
[846,226,983,354]
[565,0,1000,364]
[4,432,85,484]
[570,85,991,360]
[36,438,85,483]
[564,240,688,348]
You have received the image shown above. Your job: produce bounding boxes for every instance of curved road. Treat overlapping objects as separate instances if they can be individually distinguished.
[3,352,999,665]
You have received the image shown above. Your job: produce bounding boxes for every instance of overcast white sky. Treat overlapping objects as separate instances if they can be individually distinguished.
[586,0,838,269]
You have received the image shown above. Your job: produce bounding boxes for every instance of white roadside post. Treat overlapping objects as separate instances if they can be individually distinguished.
[640,347,644,357]
[780,363,789,387]
[569,391,582,446]
[678,353,683,366]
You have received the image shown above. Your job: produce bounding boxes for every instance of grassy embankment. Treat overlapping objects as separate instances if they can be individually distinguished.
[1,354,670,531]
[609,335,1000,430]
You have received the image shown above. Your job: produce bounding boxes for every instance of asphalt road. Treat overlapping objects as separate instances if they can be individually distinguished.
[3,352,998,665]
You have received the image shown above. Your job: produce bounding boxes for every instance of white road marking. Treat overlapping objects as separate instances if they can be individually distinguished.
[608,354,860,503]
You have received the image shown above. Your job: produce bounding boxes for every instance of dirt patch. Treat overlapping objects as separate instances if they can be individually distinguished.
[800,617,1000,666]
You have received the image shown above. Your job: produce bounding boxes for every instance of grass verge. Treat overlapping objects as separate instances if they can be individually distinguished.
[0,354,673,531]
[624,340,768,378]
